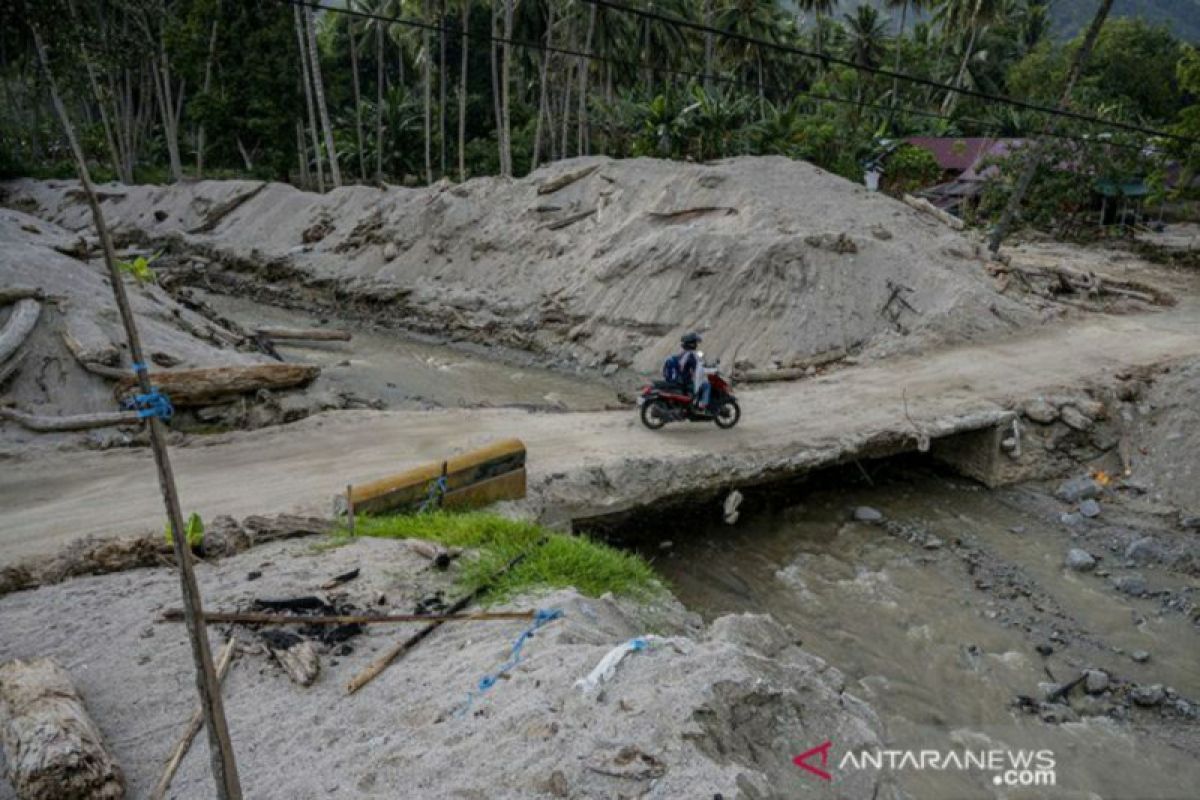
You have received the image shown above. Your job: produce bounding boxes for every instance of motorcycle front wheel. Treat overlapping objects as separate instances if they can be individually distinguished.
[714,399,741,429]
[640,399,669,430]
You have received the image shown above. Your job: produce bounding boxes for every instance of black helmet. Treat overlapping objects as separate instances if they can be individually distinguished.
[680,331,702,350]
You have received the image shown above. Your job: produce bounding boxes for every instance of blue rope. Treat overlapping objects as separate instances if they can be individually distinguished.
[417,475,449,514]
[123,389,174,420]
[131,361,148,374]
[457,608,563,716]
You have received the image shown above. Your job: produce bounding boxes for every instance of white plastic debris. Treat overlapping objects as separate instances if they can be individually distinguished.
[723,490,743,524]
[575,636,661,693]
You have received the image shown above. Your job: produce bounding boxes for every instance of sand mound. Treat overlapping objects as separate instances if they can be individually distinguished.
[4,156,1038,373]
[0,536,895,799]
[0,208,269,448]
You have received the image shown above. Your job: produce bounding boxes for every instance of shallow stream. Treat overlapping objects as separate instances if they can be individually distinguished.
[636,463,1199,799]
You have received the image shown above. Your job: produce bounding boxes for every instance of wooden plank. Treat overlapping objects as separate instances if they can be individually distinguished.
[442,468,526,511]
[350,439,526,515]
[255,327,352,342]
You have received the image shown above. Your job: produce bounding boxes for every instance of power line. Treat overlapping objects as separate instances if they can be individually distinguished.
[578,0,1198,146]
[275,0,1159,156]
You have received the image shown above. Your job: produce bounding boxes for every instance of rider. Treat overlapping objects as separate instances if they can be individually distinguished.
[678,332,711,411]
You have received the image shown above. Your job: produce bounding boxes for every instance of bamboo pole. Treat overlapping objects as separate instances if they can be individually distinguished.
[30,23,243,800]
[160,609,537,626]
[150,638,238,800]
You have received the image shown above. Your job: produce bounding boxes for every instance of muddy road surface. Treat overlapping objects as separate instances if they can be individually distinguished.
[2,307,1198,563]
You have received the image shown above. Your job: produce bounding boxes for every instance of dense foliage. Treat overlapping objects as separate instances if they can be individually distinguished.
[2,0,1197,217]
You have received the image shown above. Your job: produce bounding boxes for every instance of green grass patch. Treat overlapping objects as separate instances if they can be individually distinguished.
[343,511,662,603]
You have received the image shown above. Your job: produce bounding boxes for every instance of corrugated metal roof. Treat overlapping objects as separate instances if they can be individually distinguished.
[904,137,1000,171]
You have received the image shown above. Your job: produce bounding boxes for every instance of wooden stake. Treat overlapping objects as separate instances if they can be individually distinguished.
[346,543,540,694]
[31,24,242,799]
[151,638,238,800]
[160,609,537,626]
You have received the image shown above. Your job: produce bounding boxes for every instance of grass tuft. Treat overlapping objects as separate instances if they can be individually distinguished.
[344,511,662,603]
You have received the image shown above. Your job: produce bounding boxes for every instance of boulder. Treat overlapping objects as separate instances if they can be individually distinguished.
[1065,549,1096,572]
[1131,684,1165,707]
[853,506,884,523]
[1056,476,1102,503]
[1078,498,1102,518]
[1060,405,1094,431]
[1124,537,1163,565]
[1023,398,1058,424]
[1084,670,1110,694]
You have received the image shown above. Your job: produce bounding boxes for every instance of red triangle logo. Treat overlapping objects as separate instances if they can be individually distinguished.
[793,740,833,781]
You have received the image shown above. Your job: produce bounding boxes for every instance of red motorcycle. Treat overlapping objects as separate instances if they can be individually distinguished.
[637,367,741,430]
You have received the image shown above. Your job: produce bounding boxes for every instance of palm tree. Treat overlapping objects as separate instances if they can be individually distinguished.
[797,0,838,67]
[458,0,470,181]
[843,5,889,69]
[714,0,787,113]
[294,4,325,190]
[305,4,342,186]
[936,0,1001,113]
[885,0,927,110]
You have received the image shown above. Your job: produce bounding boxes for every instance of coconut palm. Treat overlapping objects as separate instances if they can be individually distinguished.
[797,0,838,65]
[935,0,1002,113]
[843,5,889,69]
[884,0,928,109]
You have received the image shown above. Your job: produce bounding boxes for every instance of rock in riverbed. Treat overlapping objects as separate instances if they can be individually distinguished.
[1065,548,1097,572]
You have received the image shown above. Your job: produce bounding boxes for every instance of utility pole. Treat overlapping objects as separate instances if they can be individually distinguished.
[988,0,1115,256]
[30,21,243,800]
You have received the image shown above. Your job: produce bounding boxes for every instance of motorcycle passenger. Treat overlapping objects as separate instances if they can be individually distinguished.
[678,332,712,411]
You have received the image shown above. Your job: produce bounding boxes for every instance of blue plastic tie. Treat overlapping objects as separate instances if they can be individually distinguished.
[417,475,449,514]
[131,361,148,374]
[123,389,174,420]
[457,608,564,716]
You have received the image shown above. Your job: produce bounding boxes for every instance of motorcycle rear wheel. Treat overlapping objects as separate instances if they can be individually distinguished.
[640,399,669,430]
[714,399,741,429]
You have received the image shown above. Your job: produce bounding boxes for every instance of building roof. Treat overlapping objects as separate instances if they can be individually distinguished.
[904,137,1004,172]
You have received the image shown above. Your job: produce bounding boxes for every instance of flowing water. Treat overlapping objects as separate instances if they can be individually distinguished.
[636,463,1199,799]
[195,290,619,411]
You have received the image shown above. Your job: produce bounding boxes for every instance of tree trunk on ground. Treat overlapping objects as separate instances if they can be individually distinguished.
[499,0,514,176]
[305,5,341,187]
[0,299,41,365]
[197,16,219,177]
[295,5,325,191]
[577,3,596,156]
[0,658,126,799]
[458,0,469,181]
[0,407,142,432]
[114,364,321,407]
[988,0,1115,256]
[350,20,366,181]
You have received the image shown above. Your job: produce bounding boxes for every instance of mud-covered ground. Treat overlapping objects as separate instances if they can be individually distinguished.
[0,536,894,800]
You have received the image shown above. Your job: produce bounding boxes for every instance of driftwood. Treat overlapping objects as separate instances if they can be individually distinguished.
[0,299,41,366]
[60,331,127,380]
[0,406,141,432]
[188,182,267,234]
[0,657,125,799]
[161,609,535,626]
[536,164,599,195]
[0,352,26,389]
[346,543,540,694]
[989,263,1175,306]
[647,206,738,223]
[404,538,461,568]
[255,326,352,342]
[150,639,237,800]
[114,363,320,406]
[265,635,320,686]
[0,514,334,598]
[0,288,45,305]
[902,193,965,230]
[543,209,596,231]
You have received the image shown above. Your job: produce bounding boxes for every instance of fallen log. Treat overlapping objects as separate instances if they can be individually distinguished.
[150,638,237,800]
[536,164,599,195]
[0,299,41,366]
[114,363,320,406]
[647,206,737,223]
[991,263,1175,306]
[0,288,45,305]
[902,193,965,230]
[0,406,141,432]
[188,182,267,234]
[0,657,125,799]
[160,609,536,626]
[543,209,596,231]
[255,326,352,342]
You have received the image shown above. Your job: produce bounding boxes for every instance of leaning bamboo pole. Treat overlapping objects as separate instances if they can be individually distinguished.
[30,22,242,800]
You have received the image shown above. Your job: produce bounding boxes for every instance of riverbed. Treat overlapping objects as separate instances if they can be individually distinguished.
[637,462,1200,799]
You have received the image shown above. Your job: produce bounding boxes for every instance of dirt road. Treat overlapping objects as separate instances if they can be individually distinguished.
[2,308,1198,563]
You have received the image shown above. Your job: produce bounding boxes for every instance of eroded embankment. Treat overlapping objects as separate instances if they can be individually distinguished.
[2,156,1043,376]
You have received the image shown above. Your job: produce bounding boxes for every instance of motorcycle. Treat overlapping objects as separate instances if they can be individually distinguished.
[637,363,741,430]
